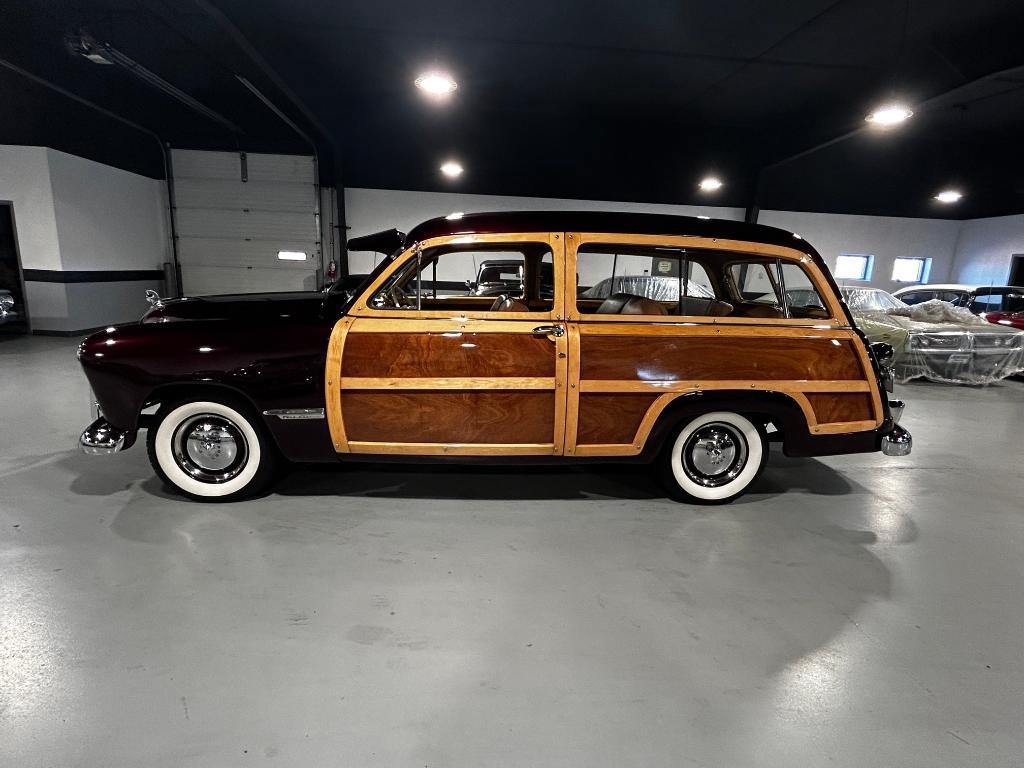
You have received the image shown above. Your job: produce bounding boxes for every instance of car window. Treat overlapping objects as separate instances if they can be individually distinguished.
[843,288,908,312]
[779,263,825,313]
[899,291,926,304]
[371,243,554,312]
[972,293,1005,312]
[728,262,782,304]
[574,244,830,320]
[1004,292,1024,312]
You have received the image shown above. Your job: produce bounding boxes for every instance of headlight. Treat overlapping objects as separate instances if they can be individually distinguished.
[907,333,965,351]
[974,333,1023,350]
[0,294,13,310]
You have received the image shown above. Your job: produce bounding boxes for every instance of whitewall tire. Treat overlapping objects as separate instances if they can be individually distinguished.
[662,411,767,503]
[147,399,276,501]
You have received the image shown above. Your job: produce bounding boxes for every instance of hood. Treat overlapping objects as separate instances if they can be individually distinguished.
[141,291,326,324]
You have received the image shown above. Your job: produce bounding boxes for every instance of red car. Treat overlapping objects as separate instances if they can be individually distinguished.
[892,284,1024,330]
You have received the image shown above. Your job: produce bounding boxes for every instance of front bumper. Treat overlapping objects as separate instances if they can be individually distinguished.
[80,417,127,455]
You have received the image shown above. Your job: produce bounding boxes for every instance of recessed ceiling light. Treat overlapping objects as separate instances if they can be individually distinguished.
[415,71,457,97]
[865,103,914,126]
[699,176,723,192]
[934,189,963,204]
[440,161,464,178]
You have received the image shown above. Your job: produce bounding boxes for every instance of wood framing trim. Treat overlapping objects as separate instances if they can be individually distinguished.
[324,316,353,452]
[563,323,582,456]
[564,231,847,324]
[340,376,555,390]
[578,379,872,393]
[347,441,557,456]
[348,231,565,321]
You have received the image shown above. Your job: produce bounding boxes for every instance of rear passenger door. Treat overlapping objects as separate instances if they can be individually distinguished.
[562,232,883,457]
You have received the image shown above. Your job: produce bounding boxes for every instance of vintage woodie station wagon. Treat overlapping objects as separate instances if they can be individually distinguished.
[78,211,911,503]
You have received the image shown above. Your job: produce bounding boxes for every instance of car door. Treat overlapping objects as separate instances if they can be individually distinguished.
[325,232,569,456]
[562,232,882,457]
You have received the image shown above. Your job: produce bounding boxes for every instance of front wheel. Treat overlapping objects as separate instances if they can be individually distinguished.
[661,411,767,504]
[147,399,278,501]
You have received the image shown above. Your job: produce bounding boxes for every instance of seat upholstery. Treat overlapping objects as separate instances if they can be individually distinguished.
[733,302,785,319]
[490,295,529,312]
[596,293,668,315]
[676,296,733,317]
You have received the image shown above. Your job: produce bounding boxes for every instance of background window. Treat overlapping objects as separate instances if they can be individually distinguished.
[834,254,873,280]
[891,257,932,283]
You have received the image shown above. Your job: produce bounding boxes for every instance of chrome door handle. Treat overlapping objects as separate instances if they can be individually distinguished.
[532,324,565,338]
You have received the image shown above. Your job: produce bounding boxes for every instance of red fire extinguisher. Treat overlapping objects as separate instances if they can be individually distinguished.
[326,259,337,285]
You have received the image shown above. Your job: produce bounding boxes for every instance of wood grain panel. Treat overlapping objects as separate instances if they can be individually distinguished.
[342,391,555,443]
[580,335,863,381]
[576,394,660,445]
[806,393,874,424]
[343,332,555,378]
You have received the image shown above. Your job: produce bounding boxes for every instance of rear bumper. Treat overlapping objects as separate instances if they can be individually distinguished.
[880,400,911,456]
[80,417,127,455]
[881,424,912,456]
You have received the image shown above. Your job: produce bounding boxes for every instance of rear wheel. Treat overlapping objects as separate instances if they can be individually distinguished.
[147,398,277,501]
[660,411,767,504]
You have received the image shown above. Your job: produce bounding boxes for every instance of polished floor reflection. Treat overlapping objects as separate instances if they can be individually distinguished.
[2,336,1023,767]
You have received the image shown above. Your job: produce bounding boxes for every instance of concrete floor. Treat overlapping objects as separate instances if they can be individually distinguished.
[1,335,1023,767]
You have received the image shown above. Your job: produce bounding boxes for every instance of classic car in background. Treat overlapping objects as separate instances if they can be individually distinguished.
[0,289,15,323]
[892,283,1024,331]
[841,287,1024,384]
[79,212,909,503]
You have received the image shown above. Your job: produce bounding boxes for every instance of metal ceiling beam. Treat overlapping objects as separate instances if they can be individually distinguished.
[0,55,182,295]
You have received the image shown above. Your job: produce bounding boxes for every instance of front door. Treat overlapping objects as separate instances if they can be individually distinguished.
[325,232,568,456]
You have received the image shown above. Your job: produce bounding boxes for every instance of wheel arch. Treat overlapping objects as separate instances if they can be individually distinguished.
[640,389,809,460]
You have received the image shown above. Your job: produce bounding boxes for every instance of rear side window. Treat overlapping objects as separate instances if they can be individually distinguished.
[574,244,831,320]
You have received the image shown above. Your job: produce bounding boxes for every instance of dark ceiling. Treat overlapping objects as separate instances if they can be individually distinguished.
[2,0,1023,219]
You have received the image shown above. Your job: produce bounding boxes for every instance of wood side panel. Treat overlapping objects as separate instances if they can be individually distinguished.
[806,393,874,424]
[342,391,555,444]
[580,335,863,381]
[576,393,660,445]
[343,332,555,378]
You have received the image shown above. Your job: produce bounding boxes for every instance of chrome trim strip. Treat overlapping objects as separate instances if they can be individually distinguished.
[262,408,326,420]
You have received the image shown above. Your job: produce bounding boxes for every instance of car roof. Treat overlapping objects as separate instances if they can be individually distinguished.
[404,210,821,258]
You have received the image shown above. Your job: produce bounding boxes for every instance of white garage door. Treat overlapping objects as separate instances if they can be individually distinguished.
[171,150,320,295]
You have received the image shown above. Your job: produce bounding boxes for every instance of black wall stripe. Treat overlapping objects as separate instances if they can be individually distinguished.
[24,269,164,284]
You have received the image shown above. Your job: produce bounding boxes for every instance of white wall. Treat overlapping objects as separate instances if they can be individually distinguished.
[0,144,171,332]
[758,210,962,293]
[47,148,169,271]
[344,187,742,274]
[950,214,1024,285]
[0,145,61,270]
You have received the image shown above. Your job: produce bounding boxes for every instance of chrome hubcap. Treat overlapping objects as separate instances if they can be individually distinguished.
[173,415,248,483]
[682,423,747,487]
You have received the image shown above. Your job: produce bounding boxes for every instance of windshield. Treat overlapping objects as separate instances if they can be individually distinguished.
[843,287,909,312]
